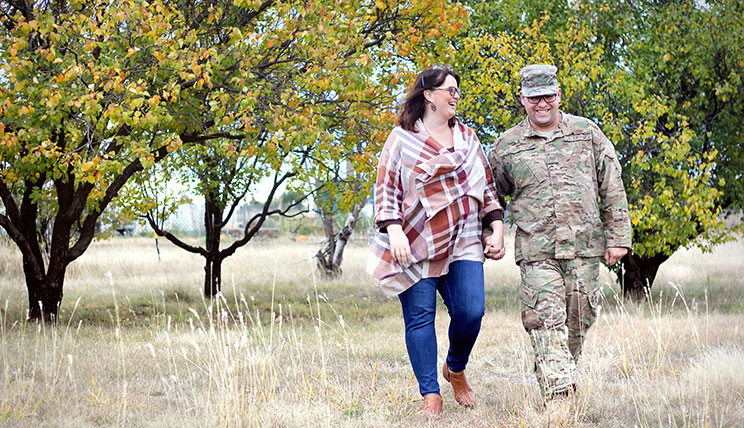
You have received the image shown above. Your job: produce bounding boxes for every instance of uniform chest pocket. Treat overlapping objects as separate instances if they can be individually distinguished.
[508,144,549,190]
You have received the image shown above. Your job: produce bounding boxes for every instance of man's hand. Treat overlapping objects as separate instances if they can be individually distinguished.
[484,220,506,260]
[387,224,411,265]
[604,247,628,265]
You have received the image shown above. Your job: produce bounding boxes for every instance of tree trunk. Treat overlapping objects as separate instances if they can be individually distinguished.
[204,257,222,298]
[203,195,223,297]
[316,197,366,279]
[620,253,670,302]
[24,256,65,323]
[316,206,340,278]
[332,199,365,267]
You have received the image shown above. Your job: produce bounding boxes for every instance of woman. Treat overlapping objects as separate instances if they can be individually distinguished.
[366,65,506,417]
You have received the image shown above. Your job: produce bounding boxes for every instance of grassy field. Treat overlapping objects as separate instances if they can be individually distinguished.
[1,233,743,427]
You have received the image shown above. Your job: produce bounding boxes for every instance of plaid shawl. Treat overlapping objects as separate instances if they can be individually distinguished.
[366,120,502,297]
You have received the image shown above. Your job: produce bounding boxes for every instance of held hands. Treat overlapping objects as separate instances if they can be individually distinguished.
[387,224,411,265]
[604,246,628,265]
[484,220,506,260]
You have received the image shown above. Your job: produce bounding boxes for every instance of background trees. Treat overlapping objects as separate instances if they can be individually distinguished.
[0,0,467,319]
[1,0,741,322]
[448,0,743,299]
[128,0,467,294]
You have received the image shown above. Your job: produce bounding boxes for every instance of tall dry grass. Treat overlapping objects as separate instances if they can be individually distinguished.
[1,234,743,427]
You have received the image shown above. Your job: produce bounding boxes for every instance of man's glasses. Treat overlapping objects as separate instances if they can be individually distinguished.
[526,94,557,104]
[432,86,462,98]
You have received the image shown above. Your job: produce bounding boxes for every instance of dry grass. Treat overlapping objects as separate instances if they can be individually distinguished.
[1,234,743,427]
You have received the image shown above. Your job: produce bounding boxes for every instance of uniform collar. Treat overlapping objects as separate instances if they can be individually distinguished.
[520,111,579,139]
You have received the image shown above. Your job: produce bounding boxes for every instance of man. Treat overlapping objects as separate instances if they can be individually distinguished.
[487,64,632,402]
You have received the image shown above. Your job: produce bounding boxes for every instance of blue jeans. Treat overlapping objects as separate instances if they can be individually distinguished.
[398,260,485,396]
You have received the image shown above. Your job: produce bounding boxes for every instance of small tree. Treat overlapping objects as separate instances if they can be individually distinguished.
[314,109,391,278]
[122,0,467,294]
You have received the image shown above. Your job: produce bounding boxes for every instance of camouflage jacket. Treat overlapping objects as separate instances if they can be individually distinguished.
[488,112,632,263]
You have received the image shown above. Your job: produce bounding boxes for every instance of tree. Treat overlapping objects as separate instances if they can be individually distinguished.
[444,1,741,300]
[120,0,467,294]
[0,0,467,321]
[314,169,371,279]
[0,0,204,321]
[313,89,393,279]
[578,0,744,298]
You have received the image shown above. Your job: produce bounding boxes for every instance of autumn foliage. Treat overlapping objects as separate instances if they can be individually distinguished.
[0,0,467,320]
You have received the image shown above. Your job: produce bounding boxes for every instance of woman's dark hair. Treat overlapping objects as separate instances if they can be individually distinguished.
[397,65,460,132]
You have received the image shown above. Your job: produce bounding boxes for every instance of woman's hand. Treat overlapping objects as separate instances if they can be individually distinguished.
[387,224,411,265]
[484,220,505,260]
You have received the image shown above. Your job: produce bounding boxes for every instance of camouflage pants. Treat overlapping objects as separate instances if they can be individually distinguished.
[519,257,601,397]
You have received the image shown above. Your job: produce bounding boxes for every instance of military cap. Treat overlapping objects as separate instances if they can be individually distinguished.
[520,64,560,97]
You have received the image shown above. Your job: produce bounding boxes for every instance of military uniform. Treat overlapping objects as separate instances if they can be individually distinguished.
[488,65,632,397]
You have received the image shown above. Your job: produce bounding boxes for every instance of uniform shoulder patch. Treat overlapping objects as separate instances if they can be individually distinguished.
[564,133,592,142]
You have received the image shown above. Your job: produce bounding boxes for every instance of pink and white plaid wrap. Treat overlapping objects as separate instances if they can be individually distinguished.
[366,120,502,297]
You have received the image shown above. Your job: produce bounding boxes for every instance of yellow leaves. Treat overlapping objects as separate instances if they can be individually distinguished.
[154,51,164,61]
[18,105,34,116]
[55,74,66,83]
[356,54,370,66]
[201,73,212,89]
[81,160,96,172]
[200,50,214,61]
[243,116,254,131]
[165,137,182,153]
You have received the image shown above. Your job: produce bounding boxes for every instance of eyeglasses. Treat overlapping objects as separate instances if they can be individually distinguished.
[526,94,557,104]
[431,86,462,98]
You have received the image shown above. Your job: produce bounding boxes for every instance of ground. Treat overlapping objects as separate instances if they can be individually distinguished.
[1,234,743,427]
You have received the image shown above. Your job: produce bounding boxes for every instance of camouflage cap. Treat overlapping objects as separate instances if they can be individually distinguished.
[520,64,560,97]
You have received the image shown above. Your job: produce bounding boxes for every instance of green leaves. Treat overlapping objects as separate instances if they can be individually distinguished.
[445,0,742,261]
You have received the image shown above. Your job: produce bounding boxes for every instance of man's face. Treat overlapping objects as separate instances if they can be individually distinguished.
[520,89,562,131]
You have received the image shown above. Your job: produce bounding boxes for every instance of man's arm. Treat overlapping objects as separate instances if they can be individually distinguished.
[487,144,514,209]
[592,124,632,260]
